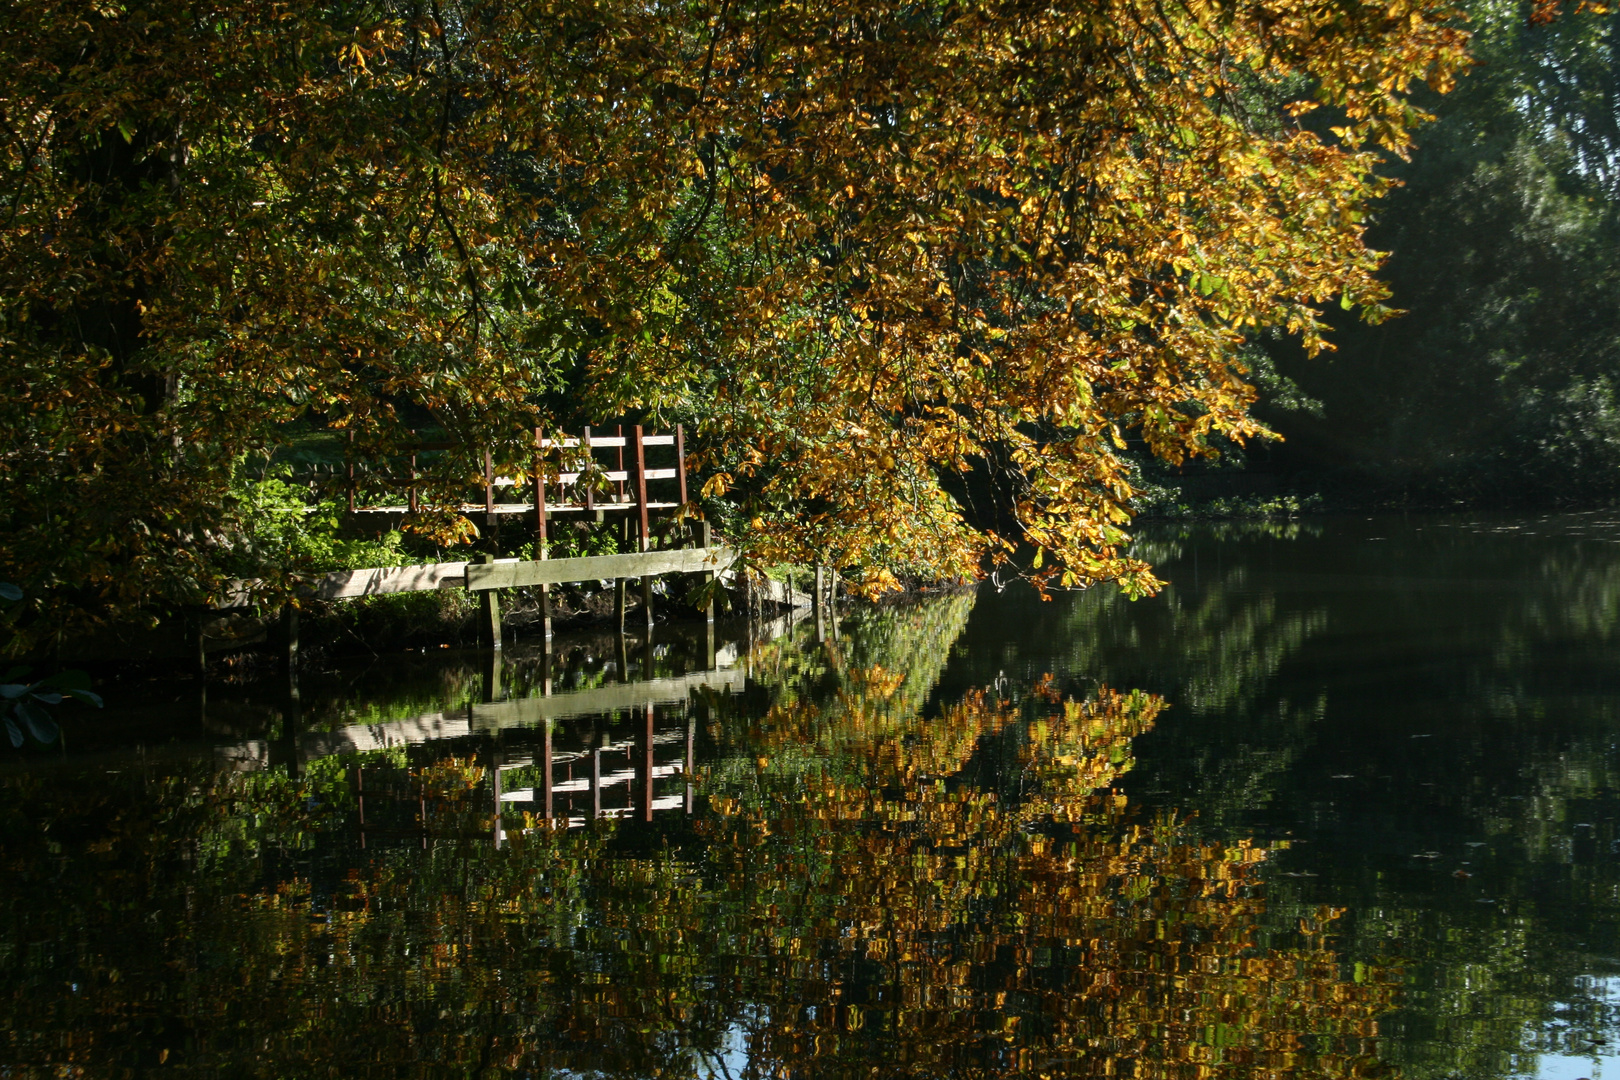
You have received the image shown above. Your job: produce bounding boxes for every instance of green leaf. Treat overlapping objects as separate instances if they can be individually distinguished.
[15,699,58,744]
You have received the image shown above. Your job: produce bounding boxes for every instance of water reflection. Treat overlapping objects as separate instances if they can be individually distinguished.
[10,514,1620,1078]
[0,593,1399,1079]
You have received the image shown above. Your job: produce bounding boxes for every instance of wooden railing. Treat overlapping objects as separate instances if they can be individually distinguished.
[343,424,689,555]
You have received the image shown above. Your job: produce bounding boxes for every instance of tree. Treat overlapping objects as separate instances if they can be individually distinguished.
[0,0,1467,646]
[1263,0,1620,502]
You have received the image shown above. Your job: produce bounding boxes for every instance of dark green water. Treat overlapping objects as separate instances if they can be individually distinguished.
[5,513,1620,1079]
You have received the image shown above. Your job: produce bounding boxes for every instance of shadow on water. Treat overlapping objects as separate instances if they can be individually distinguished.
[8,514,1620,1077]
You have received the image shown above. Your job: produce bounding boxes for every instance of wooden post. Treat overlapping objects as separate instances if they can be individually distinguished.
[591,746,602,820]
[685,710,694,815]
[582,425,596,516]
[483,448,497,552]
[481,647,504,702]
[355,764,367,849]
[194,612,208,678]
[615,516,629,635]
[478,553,502,650]
[633,426,651,550]
[541,720,554,822]
[676,423,688,506]
[532,428,549,555]
[408,433,419,514]
[814,563,826,643]
[641,701,655,823]
[615,424,625,503]
[279,603,299,674]
[346,429,356,515]
[700,520,715,625]
[275,675,303,780]
[533,427,552,642]
[830,567,839,642]
[491,741,503,850]
[634,426,653,632]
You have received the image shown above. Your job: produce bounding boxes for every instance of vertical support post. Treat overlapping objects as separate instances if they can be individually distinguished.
[481,647,504,702]
[614,424,625,503]
[278,675,302,780]
[675,423,688,506]
[532,428,549,554]
[355,765,367,850]
[633,426,650,551]
[491,741,503,850]
[615,515,630,635]
[685,710,694,815]
[533,428,552,643]
[542,721,554,822]
[700,520,715,626]
[193,612,208,679]
[477,553,502,650]
[641,702,655,823]
[408,432,419,514]
[813,564,826,643]
[582,426,596,515]
[634,425,653,633]
[346,429,356,515]
[591,746,602,819]
[483,448,497,553]
[277,602,300,678]
[830,567,840,642]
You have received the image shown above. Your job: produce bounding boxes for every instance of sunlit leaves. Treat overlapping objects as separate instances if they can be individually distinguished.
[0,0,1469,634]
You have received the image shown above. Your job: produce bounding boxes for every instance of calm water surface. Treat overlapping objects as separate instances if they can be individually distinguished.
[6,513,1620,1078]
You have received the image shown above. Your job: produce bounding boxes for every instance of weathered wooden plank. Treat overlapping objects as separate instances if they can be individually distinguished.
[543,435,626,448]
[310,561,469,599]
[465,546,734,590]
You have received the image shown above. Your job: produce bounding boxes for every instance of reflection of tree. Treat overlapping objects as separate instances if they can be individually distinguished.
[0,658,1403,1079]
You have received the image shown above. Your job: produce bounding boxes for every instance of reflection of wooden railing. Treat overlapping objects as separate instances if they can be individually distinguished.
[492,703,695,836]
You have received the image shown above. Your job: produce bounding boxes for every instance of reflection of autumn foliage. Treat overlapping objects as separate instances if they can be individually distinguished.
[691,685,1399,1079]
[0,685,1399,1079]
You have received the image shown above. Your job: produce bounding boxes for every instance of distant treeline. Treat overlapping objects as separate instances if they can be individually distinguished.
[1235,0,1620,507]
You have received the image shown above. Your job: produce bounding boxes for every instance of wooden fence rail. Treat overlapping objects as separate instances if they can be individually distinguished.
[340,424,689,558]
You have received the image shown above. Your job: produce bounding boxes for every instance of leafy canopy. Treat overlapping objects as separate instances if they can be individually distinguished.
[0,0,1466,633]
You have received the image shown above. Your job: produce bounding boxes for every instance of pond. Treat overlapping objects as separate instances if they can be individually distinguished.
[5,512,1620,1079]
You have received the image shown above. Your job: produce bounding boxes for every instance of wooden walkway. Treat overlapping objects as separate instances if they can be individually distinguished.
[211,423,833,674]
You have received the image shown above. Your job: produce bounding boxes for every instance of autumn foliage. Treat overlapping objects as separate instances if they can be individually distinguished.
[0,0,1467,631]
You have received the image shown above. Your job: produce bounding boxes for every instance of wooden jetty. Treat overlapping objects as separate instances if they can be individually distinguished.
[222,423,771,666]
[212,423,834,675]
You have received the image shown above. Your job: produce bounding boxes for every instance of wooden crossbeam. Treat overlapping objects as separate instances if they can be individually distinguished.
[464,546,733,591]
